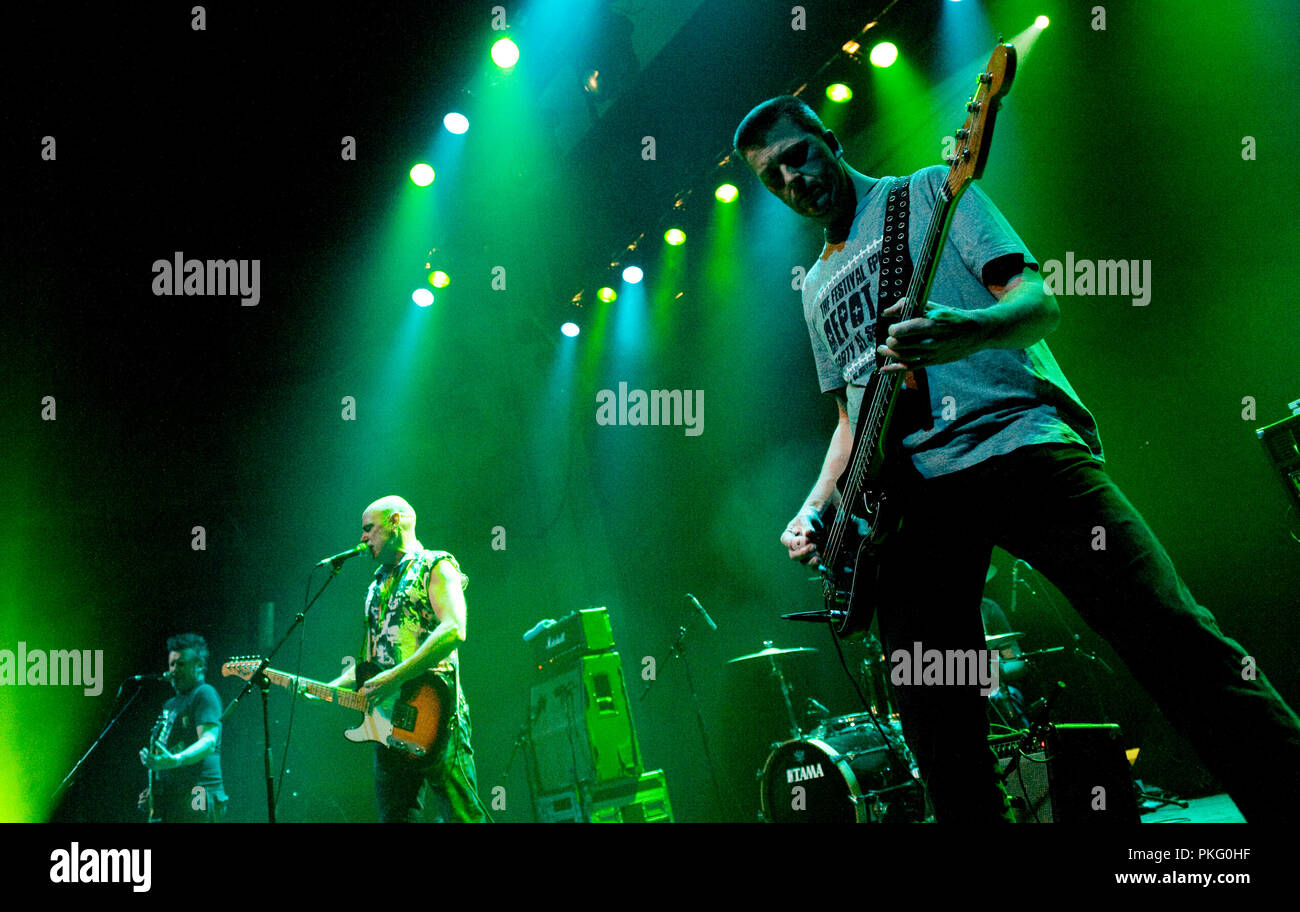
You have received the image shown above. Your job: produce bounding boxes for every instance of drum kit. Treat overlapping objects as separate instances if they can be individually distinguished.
[734,624,1066,823]
[729,638,927,823]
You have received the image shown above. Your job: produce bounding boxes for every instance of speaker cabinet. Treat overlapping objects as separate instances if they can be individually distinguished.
[530,652,642,794]
[994,724,1138,823]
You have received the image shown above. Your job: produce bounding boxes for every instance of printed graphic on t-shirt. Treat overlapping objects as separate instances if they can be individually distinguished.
[811,236,882,383]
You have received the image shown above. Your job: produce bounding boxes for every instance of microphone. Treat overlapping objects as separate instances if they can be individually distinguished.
[129,672,172,681]
[685,594,717,631]
[1014,559,1039,596]
[315,543,368,567]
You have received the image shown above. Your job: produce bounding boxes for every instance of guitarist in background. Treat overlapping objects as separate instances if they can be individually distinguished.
[322,495,490,822]
[734,95,1300,822]
[138,633,228,822]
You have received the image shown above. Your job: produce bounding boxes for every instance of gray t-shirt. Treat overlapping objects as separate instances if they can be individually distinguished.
[801,166,1102,478]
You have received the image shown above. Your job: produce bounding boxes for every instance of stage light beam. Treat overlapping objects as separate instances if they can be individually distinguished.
[412,288,434,307]
[409,163,435,187]
[715,183,739,203]
[664,228,686,246]
[443,112,469,134]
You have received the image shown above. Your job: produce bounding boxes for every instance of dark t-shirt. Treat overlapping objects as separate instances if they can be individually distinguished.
[154,681,226,820]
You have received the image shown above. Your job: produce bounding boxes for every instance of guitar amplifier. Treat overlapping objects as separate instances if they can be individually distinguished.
[1256,404,1300,515]
[991,724,1138,823]
[536,770,673,823]
[531,607,615,672]
[529,651,643,794]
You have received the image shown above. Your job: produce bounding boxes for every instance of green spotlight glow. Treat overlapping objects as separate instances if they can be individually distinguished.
[409,163,436,186]
[597,286,617,303]
[561,322,580,337]
[664,228,686,246]
[870,42,899,68]
[443,112,469,134]
[826,83,853,102]
[412,288,434,307]
[715,183,739,203]
[428,270,450,288]
[491,37,520,68]
[1035,15,1050,29]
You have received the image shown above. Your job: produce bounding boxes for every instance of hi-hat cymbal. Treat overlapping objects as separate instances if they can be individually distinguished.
[984,632,1025,650]
[727,645,819,664]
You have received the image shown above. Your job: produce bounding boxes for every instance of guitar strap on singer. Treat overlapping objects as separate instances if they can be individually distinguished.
[877,175,933,432]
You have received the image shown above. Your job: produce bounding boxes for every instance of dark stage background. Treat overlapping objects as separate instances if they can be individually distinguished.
[3,0,1298,827]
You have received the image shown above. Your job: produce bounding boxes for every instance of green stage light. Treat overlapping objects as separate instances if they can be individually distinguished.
[826,83,853,102]
[492,37,520,69]
[715,183,739,203]
[561,322,580,337]
[597,286,617,303]
[1035,15,1050,29]
[412,288,434,307]
[870,42,898,68]
[622,265,643,284]
[443,112,469,134]
[409,163,435,186]
[664,228,686,246]
[428,270,450,288]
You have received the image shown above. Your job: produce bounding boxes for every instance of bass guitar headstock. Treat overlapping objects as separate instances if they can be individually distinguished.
[943,42,1016,197]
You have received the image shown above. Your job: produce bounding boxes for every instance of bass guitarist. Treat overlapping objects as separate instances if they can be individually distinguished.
[734,93,1300,822]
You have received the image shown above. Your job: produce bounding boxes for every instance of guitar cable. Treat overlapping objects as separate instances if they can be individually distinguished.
[827,624,923,784]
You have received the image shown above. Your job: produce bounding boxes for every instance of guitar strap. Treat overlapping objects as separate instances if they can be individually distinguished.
[877,175,933,432]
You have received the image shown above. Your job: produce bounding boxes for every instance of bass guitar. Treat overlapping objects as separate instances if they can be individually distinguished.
[221,658,449,760]
[794,42,1016,638]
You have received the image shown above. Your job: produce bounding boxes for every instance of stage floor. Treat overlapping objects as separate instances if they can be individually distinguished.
[1141,793,1244,823]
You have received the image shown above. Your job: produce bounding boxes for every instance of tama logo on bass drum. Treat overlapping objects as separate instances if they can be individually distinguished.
[786,763,825,783]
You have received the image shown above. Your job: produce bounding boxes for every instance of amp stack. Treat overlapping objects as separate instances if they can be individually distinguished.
[528,607,672,822]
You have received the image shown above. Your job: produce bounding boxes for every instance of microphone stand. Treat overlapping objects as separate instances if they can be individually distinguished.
[53,679,147,813]
[669,623,736,821]
[220,557,349,823]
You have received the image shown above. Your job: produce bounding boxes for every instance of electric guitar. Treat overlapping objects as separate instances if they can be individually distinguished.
[221,658,450,760]
[144,709,175,823]
[797,42,1016,638]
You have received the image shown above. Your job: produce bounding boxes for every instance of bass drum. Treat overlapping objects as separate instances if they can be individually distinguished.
[760,714,926,823]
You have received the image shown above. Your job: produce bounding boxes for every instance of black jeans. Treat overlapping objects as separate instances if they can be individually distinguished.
[871,443,1300,822]
[373,691,491,823]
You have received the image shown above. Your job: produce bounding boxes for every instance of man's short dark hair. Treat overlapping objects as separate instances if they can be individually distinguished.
[733,95,826,155]
[167,632,209,671]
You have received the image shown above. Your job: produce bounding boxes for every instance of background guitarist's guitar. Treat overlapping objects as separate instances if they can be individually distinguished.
[221,658,449,760]
[144,709,175,822]
[793,42,1016,638]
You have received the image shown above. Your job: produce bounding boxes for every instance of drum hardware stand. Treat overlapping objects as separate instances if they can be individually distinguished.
[761,645,804,741]
[1014,562,1117,724]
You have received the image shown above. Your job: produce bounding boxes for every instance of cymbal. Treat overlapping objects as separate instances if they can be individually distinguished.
[984,632,1025,649]
[728,646,819,664]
